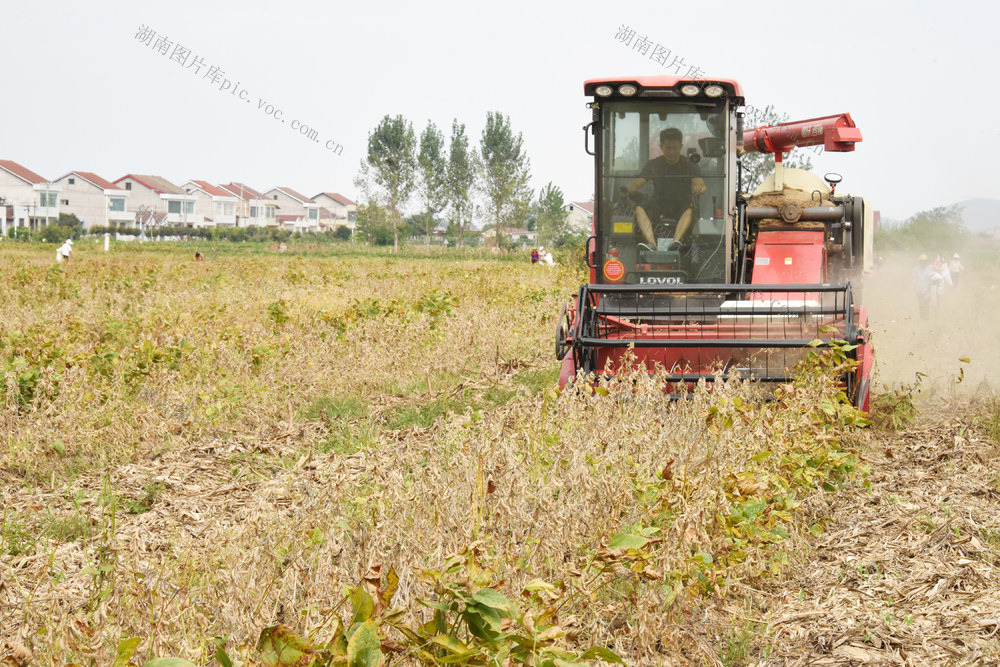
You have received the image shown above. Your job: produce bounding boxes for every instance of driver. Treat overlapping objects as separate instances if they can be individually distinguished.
[619,127,706,248]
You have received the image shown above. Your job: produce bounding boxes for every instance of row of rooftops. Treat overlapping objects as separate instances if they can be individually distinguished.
[0,159,355,208]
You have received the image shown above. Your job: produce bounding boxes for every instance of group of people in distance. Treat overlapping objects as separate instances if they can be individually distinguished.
[530,247,555,266]
[913,252,964,320]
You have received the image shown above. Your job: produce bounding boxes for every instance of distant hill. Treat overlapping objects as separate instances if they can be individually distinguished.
[953,198,1000,234]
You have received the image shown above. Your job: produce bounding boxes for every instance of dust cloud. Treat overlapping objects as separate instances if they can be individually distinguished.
[862,248,1000,399]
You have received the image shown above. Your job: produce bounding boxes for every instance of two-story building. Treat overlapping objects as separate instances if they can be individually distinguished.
[0,159,61,233]
[312,192,357,229]
[114,174,201,227]
[219,182,277,227]
[263,186,320,230]
[52,171,132,230]
[180,180,238,226]
[565,200,595,234]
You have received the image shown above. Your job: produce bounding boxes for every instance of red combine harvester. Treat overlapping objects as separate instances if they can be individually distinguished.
[555,76,874,411]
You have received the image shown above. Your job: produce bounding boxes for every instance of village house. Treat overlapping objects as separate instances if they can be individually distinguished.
[180,180,238,226]
[0,159,60,235]
[219,182,277,227]
[312,192,357,229]
[565,200,594,234]
[482,226,537,245]
[52,171,131,230]
[263,186,321,229]
[114,174,201,227]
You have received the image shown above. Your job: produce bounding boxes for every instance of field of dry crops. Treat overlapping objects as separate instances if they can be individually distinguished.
[1,242,999,666]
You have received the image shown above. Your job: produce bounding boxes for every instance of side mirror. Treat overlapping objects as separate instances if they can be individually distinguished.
[824,172,842,194]
[699,137,725,158]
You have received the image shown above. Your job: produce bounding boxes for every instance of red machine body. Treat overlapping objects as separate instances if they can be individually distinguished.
[743,113,862,155]
[556,77,874,411]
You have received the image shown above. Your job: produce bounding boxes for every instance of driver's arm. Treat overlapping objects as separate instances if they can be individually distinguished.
[620,176,647,198]
[692,177,706,195]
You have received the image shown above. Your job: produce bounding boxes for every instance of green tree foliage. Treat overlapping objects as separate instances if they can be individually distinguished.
[39,213,83,244]
[740,104,814,194]
[446,120,476,245]
[534,182,570,247]
[417,121,449,245]
[477,112,532,246]
[355,115,417,251]
[355,201,395,246]
[874,205,967,252]
[56,212,82,233]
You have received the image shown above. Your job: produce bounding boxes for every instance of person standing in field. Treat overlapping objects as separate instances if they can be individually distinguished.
[949,253,965,287]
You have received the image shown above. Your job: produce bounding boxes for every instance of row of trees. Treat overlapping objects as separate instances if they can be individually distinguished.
[354,106,821,249]
[874,205,968,252]
[355,113,575,249]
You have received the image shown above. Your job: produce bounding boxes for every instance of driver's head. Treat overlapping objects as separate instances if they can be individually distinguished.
[659,128,683,163]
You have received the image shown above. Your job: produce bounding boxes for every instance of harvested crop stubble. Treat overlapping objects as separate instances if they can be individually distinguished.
[752,407,1000,665]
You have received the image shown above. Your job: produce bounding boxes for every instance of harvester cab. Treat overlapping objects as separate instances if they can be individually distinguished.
[556,76,874,411]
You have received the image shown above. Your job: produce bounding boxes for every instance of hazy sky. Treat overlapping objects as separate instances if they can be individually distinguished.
[4,0,996,221]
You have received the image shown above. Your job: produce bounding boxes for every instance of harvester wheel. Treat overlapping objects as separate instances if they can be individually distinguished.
[555,304,572,360]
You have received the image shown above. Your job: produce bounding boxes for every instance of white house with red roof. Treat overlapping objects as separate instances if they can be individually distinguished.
[114,174,201,227]
[312,192,357,226]
[219,182,277,228]
[565,199,595,234]
[52,171,132,230]
[0,159,61,233]
[263,186,320,229]
[181,180,238,226]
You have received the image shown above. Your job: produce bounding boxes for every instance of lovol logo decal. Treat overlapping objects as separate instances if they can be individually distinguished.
[639,276,684,285]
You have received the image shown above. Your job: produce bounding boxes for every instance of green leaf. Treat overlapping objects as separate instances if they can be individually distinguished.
[580,646,627,664]
[256,625,316,667]
[750,450,772,463]
[346,619,383,667]
[430,634,470,654]
[350,586,375,625]
[471,588,513,612]
[330,619,348,656]
[523,578,557,593]
[113,638,142,667]
[143,660,198,667]
[465,603,503,634]
[609,533,649,550]
[215,646,234,667]
[417,598,455,611]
